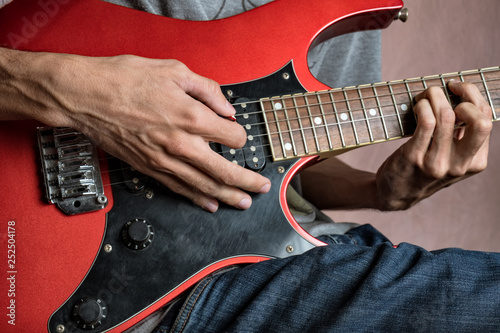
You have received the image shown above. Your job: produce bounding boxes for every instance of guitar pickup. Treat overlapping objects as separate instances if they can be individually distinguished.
[37,127,108,215]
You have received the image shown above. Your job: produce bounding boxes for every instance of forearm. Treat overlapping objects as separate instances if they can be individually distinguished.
[300,157,379,211]
[0,47,71,125]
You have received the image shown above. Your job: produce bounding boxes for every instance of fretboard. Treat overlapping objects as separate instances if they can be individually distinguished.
[260,67,500,161]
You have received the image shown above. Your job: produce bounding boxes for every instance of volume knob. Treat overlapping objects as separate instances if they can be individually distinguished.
[72,297,107,330]
[121,218,154,250]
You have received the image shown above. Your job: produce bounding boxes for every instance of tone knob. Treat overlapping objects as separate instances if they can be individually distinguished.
[72,297,107,330]
[121,218,154,250]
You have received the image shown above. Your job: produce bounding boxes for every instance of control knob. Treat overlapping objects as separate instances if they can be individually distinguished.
[121,218,154,250]
[72,297,107,330]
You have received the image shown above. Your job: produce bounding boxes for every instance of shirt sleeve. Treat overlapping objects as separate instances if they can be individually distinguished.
[0,0,13,9]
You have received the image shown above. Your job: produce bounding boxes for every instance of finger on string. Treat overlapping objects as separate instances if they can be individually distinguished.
[450,101,491,164]
[448,80,491,114]
[423,87,455,164]
[404,98,435,165]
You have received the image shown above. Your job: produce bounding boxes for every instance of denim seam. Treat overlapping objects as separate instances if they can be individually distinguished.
[171,276,214,333]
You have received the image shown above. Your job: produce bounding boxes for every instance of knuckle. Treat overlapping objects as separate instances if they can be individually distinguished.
[167,180,187,195]
[424,159,447,179]
[167,59,188,71]
[472,116,493,135]
[448,164,468,177]
[148,153,170,171]
[221,168,239,186]
[194,178,218,195]
[168,139,190,157]
[183,107,204,131]
[205,77,222,95]
[418,115,436,131]
[480,104,493,117]
[472,159,488,173]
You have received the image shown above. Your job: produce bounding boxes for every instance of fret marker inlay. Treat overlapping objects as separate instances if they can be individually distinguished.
[260,66,499,162]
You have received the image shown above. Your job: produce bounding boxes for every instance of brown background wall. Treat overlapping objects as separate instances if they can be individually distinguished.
[327,0,500,251]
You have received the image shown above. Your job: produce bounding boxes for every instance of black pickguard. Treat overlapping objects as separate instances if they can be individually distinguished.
[48,62,317,332]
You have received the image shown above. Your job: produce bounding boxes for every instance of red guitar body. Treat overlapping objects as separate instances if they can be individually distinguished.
[0,0,403,331]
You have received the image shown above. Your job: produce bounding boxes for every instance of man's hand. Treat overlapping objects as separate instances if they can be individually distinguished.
[0,50,270,212]
[301,81,492,211]
[375,80,492,210]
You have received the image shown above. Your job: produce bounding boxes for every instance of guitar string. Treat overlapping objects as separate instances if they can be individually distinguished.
[231,74,500,113]
[231,88,500,140]
[231,79,500,121]
[92,91,500,169]
[86,77,500,177]
[235,92,500,131]
[95,107,475,188]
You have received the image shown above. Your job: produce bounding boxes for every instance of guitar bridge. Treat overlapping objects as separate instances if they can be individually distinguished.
[37,127,108,215]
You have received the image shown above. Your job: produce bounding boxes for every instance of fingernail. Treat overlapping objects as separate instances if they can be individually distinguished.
[203,201,218,213]
[237,198,252,210]
[259,183,271,193]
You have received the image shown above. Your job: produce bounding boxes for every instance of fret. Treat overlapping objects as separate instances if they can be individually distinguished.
[403,79,414,106]
[280,97,299,157]
[387,82,405,136]
[357,87,374,142]
[342,89,359,145]
[260,99,281,159]
[421,77,428,89]
[439,74,453,105]
[270,99,288,158]
[316,92,333,150]
[458,72,465,82]
[291,95,309,154]
[372,84,389,140]
[329,91,346,148]
[404,79,417,124]
[479,70,497,120]
[304,94,321,153]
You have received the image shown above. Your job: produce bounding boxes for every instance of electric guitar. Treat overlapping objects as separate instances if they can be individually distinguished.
[1,0,499,332]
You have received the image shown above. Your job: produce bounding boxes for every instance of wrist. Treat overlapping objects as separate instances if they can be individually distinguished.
[0,47,73,126]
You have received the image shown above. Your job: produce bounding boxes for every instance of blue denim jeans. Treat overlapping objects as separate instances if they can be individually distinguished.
[154,224,500,332]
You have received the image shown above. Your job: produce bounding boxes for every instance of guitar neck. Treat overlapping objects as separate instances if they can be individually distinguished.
[261,66,500,161]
